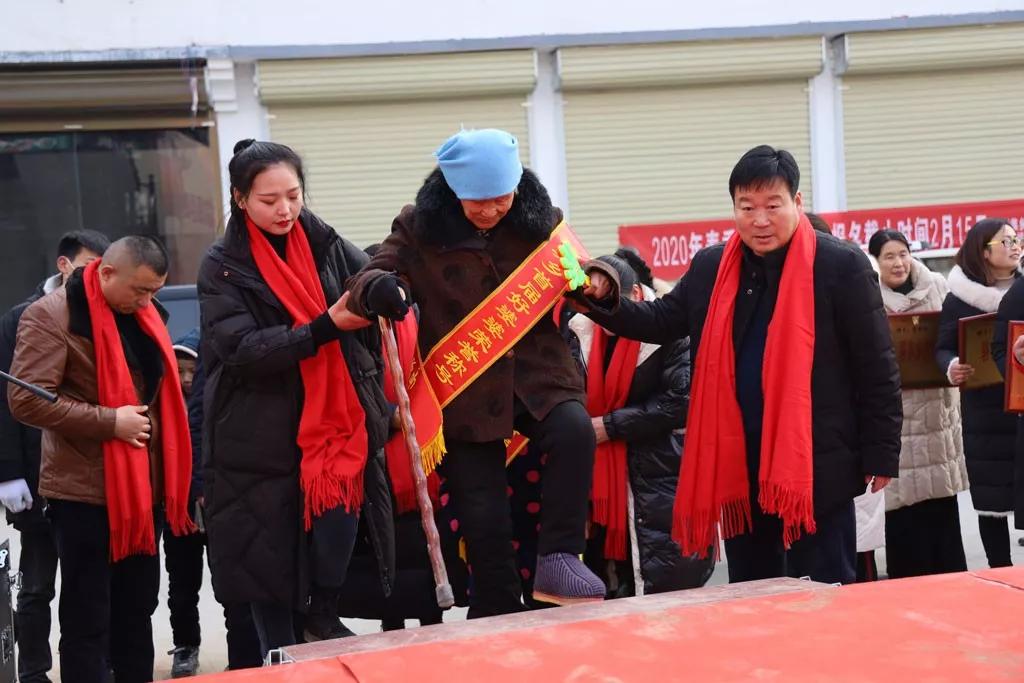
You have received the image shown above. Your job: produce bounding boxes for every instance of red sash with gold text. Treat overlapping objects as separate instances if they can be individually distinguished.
[407,221,588,473]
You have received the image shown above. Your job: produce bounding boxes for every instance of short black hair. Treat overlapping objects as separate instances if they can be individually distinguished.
[57,230,111,260]
[728,145,800,200]
[868,230,910,259]
[805,213,832,235]
[105,236,169,277]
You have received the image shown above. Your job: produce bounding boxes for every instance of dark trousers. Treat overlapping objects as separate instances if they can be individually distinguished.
[15,523,58,683]
[163,526,204,647]
[163,525,262,670]
[725,499,857,585]
[221,602,263,670]
[49,500,161,683]
[310,505,359,589]
[856,551,878,582]
[249,505,358,658]
[249,602,298,661]
[441,399,595,618]
[884,495,967,578]
[978,514,1013,569]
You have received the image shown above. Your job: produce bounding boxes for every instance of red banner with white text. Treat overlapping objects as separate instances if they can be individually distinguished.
[618,199,1024,280]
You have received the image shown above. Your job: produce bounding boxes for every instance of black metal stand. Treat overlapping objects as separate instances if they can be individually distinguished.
[0,540,14,680]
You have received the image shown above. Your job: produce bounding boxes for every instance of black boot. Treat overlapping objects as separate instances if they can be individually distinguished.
[302,589,356,642]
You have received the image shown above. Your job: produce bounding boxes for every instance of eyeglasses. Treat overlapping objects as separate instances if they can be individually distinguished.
[987,236,1022,250]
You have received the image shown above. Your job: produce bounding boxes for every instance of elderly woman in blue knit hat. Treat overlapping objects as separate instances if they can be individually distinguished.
[348,129,609,615]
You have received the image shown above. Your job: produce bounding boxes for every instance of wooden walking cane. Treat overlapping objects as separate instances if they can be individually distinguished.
[379,317,455,609]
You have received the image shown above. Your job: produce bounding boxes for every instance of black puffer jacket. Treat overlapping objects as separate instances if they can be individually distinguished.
[938,267,1017,514]
[587,232,902,516]
[198,208,395,609]
[570,309,713,594]
[992,275,1024,528]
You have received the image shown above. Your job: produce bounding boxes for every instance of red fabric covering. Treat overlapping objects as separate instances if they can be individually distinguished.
[673,215,817,557]
[83,260,192,561]
[196,568,1024,682]
[585,327,640,561]
[246,215,367,528]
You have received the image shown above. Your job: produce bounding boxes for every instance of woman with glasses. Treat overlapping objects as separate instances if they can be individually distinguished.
[936,219,1021,568]
[869,230,968,578]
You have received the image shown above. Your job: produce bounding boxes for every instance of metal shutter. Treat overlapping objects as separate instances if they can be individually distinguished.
[258,51,535,249]
[0,62,210,131]
[559,37,822,255]
[842,24,1024,209]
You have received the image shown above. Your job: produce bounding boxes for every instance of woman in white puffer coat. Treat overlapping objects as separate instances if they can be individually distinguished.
[869,230,969,578]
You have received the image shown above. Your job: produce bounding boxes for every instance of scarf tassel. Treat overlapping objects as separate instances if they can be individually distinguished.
[303,471,366,530]
[757,481,816,548]
[108,516,157,562]
[672,497,752,559]
[164,495,197,538]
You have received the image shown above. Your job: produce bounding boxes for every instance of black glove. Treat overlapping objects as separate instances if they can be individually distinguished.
[365,274,410,321]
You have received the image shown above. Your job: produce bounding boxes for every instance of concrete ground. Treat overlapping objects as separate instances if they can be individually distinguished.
[6,490,1021,680]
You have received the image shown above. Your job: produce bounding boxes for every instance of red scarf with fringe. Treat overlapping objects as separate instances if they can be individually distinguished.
[246,216,368,528]
[382,314,439,514]
[587,326,641,561]
[83,260,193,561]
[672,215,817,557]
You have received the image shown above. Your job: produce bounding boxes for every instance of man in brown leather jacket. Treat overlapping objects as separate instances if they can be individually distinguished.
[9,236,170,683]
[0,230,109,683]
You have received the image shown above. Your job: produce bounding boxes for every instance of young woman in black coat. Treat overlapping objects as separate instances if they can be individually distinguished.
[936,218,1021,568]
[198,141,395,657]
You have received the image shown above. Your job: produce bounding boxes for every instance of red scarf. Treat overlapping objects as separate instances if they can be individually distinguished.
[246,216,368,528]
[672,215,817,557]
[382,315,439,514]
[586,325,641,561]
[83,260,193,562]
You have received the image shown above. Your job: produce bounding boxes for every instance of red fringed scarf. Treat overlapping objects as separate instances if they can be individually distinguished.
[382,314,439,514]
[586,326,641,561]
[83,260,193,562]
[246,216,368,528]
[672,215,817,557]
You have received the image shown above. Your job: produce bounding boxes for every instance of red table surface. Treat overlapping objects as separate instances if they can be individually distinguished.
[198,567,1024,682]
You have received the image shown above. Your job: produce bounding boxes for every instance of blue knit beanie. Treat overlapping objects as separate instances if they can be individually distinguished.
[435,129,524,200]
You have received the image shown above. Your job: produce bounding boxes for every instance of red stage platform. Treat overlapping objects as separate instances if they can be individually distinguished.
[199,568,1024,682]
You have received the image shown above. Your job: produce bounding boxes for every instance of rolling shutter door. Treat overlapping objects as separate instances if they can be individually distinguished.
[842,24,1024,209]
[559,37,822,255]
[0,62,210,132]
[258,51,535,249]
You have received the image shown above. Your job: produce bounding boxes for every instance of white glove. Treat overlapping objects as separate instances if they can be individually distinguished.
[0,479,33,514]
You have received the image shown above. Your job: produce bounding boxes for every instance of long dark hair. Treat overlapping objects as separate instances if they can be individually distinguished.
[956,218,1012,285]
[227,139,306,227]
